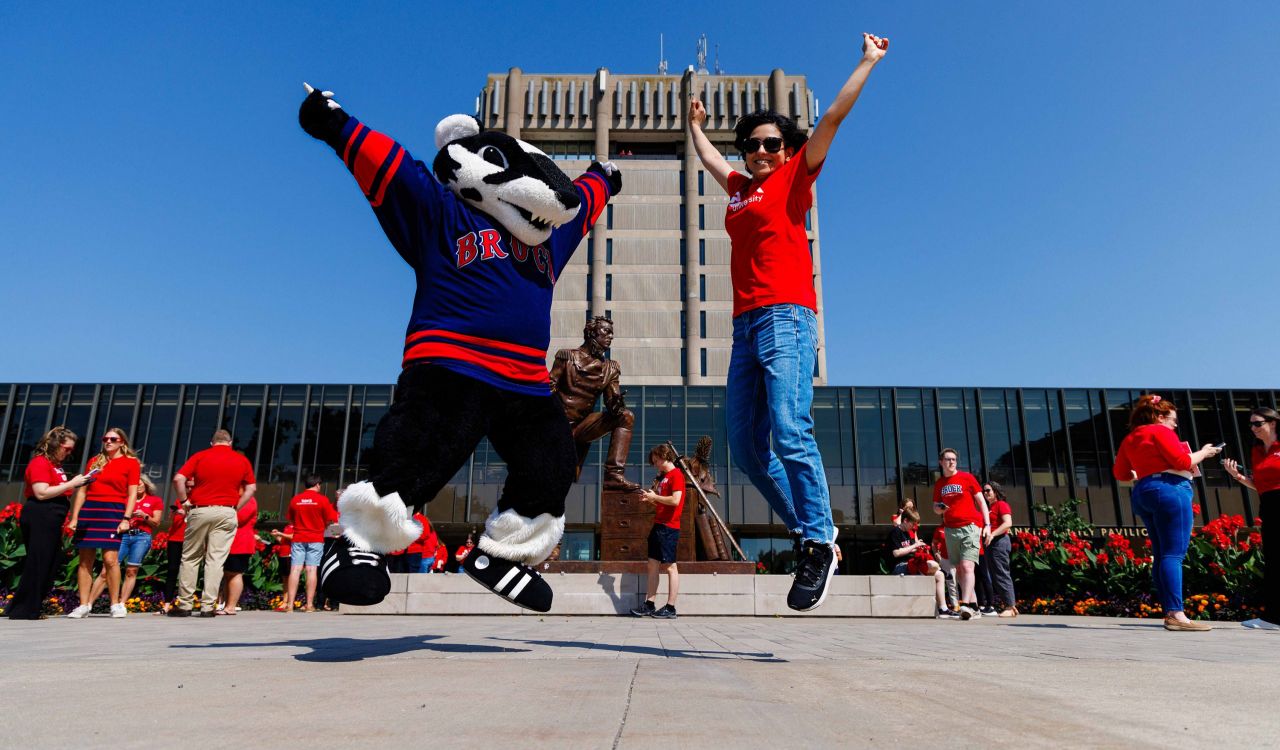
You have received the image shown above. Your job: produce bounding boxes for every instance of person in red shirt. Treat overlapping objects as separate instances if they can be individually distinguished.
[217,496,258,615]
[432,541,448,573]
[161,501,188,612]
[629,444,686,619]
[931,448,991,621]
[1224,406,1280,630]
[454,531,475,572]
[981,481,1017,617]
[687,33,889,614]
[169,430,257,618]
[67,427,142,619]
[1113,394,1220,632]
[6,427,91,620]
[282,474,338,612]
[406,512,437,574]
[89,474,163,608]
[270,523,295,584]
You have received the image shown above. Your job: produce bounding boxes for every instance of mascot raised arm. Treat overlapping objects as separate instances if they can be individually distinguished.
[299,83,622,612]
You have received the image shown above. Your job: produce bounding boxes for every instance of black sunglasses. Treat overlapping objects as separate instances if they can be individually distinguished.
[741,137,784,154]
[1249,420,1272,427]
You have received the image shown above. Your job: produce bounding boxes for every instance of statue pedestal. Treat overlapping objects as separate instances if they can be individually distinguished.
[599,489,696,562]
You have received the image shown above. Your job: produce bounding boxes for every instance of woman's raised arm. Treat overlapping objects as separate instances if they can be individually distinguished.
[806,33,889,172]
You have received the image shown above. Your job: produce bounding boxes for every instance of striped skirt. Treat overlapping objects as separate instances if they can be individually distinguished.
[75,500,124,550]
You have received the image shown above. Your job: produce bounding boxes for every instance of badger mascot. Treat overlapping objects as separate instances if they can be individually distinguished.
[298,83,621,612]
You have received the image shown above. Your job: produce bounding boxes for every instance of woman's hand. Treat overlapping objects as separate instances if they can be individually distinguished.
[1223,458,1244,481]
[69,473,90,488]
[67,518,78,531]
[117,519,130,532]
[862,33,889,64]
[688,97,707,130]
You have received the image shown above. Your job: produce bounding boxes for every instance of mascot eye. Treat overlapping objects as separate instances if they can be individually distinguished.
[480,146,508,169]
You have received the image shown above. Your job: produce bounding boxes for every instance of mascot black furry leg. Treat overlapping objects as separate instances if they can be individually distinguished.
[299,83,622,612]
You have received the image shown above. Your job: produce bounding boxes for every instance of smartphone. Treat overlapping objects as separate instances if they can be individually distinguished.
[1213,443,1227,451]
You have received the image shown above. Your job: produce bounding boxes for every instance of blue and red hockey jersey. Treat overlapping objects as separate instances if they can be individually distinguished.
[331,118,613,396]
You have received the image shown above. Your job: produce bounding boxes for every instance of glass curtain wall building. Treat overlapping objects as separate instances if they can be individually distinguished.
[2,384,1272,549]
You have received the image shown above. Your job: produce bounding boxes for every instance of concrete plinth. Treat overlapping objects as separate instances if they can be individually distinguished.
[342,573,935,617]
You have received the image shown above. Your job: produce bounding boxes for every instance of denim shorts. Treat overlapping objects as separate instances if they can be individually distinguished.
[291,541,324,566]
[118,532,152,566]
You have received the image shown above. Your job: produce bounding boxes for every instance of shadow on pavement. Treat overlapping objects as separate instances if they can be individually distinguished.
[487,637,785,662]
[1006,622,1163,630]
[171,635,530,662]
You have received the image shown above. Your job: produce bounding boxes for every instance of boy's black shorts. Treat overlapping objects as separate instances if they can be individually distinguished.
[647,524,679,564]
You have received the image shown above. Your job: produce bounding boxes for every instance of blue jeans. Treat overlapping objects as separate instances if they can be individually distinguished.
[1131,473,1194,614]
[118,532,152,567]
[727,304,833,544]
[418,556,435,574]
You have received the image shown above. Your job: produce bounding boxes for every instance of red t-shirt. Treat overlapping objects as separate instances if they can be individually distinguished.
[455,543,474,562]
[168,507,187,542]
[988,499,1012,534]
[230,497,259,555]
[652,467,687,529]
[933,471,986,529]
[723,144,822,317]
[177,445,255,507]
[408,513,437,555]
[130,494,164,532]
[286,490,338,543]
[1112,424,1192,481]
[23,456,69,500]
[84,455,141,506]
[931,526,948,561]
[1251,442,1280,494]
[274,523,295,557]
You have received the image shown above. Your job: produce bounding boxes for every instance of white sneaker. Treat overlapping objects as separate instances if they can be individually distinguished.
[66,605,91,619]
[110,603,127,619]
[958,605,977,621]
[1242,618,1280,631]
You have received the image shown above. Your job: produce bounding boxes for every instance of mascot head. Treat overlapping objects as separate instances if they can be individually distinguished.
[432,114,580,246]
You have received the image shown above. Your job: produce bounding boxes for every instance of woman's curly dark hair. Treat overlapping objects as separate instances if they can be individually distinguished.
[733,109,808,156]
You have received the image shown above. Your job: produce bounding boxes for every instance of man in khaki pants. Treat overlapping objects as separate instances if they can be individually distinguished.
[169,430,256,617]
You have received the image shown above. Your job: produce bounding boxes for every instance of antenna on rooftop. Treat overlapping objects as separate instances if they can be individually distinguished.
[695,34,709,75]
[713,43,723,75]
[658,33,668,75]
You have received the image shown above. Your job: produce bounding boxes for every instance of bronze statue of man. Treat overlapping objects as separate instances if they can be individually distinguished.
[550,316,641,493]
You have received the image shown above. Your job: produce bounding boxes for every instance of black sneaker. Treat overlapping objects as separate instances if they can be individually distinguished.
[937,608,961,620]
[979,606,997,616]
[463,550,553,613]
[166,607,192,618]
[630,600,656,617]
[652,604,678,619]
[787,540,836,612]
[320,537,391,606]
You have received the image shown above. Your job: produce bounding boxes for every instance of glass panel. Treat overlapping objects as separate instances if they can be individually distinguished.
[854,388,898,524]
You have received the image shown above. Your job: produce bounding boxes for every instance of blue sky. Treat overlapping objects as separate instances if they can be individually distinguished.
[1,2,1276,387]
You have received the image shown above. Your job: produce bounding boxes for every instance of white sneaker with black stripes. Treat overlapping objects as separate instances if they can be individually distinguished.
[462,551,553,613]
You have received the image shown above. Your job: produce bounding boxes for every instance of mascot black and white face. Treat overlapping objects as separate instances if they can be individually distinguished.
[432,115,580,246]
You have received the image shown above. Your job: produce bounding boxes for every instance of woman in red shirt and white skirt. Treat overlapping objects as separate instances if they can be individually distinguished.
[1113,395,1220,631]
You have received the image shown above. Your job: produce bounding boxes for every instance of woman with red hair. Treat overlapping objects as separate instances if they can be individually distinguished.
[1113,394,1221,631]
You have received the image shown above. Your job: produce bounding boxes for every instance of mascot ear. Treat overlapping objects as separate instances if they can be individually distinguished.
[435,114,481,149]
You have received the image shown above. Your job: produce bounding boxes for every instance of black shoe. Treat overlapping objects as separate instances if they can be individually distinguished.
[463,550,553,613]
[979,606,997,616]
[320,537,391,606]
[166,607,192,618]
[787,540,836,612]
[652,604,678,620]
[630,600,656,617]
[197,610,218,618]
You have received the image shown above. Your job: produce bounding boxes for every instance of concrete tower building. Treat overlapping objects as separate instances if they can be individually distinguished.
[477,66,827,386]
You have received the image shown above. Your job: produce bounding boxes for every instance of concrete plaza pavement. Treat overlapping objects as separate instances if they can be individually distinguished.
[2,611,1277,748]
